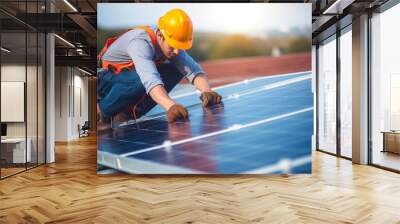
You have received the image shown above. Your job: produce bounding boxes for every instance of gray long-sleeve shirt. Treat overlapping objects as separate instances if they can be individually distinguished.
[102,26,204,93]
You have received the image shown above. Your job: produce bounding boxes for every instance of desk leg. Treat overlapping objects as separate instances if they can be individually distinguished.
[382,133,386,153]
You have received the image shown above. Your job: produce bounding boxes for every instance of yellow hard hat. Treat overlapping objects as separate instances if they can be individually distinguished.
[158,9,193,50]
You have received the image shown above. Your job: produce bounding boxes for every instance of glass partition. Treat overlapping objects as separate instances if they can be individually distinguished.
[339,27,352,158]
[0,1,46,179]
[317,35,337,154]
[1,31,28,177]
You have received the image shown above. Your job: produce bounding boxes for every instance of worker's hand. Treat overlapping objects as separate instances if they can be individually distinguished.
[200,91,222,107]
[167,104,189,123]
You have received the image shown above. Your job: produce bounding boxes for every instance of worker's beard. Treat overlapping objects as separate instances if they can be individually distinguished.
[166,52,178,60]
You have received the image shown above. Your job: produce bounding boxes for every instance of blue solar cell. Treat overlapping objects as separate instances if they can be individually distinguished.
[145,72,310,117]
[100,139,156,155]
[129,110,312,173]
[98,73,314,174]
[99,79,312,150]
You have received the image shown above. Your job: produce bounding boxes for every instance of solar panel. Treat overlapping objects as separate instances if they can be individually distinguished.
[139,71,310,118]
[98,71,314,174]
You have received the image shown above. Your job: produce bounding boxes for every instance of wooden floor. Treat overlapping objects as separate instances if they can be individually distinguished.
[1,135,400,224]
[373,150,400,171]
[1,167,26,178]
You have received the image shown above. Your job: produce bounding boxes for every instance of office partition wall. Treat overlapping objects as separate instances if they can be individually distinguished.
[0,0,47,179]
[0,31,28,177]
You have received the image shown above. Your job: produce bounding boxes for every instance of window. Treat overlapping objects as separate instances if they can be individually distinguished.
[317,36,337,154]
[371,2,400,171]
[339,28,352,158]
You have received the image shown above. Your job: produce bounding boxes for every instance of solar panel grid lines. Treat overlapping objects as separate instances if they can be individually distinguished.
[98,72,314,174]
[134,110,313,174]
[134,71,311,120]
[109,79,312,144]
[169,71,311,100]
[99,79,312,155]
[118,106,313,158]
[98,110,313,174]
[123,73,312,125]
[224,74,311,101]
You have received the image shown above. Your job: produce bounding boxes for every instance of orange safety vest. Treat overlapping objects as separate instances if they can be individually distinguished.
[97,26,165,74]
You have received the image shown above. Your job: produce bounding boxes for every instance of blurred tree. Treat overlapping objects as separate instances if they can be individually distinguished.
[98,29,311,63]
[211,34,262,60]
[286,37,311,53]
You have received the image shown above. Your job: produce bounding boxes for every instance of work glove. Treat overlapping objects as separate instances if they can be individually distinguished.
[167,104,189,123]
[200,91,222,107]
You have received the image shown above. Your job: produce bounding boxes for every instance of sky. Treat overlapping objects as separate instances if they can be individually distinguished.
[98,3,311,36]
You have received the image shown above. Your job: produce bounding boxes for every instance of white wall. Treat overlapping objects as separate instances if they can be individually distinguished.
[1,65,26,139]
[55,66,69,141]
[72,73,89,138]
[1,63,46,164]
[0,65,42,138]
[54,67,89,141]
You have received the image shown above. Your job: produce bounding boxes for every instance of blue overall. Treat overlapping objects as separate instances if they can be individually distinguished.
[97,63,185,119]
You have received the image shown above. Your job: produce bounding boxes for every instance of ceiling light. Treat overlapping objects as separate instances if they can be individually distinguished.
[54,34,75,48]
[78,67,92,76]
[63,0,78,12]
[1,47,11,53]
[323,0,354,15]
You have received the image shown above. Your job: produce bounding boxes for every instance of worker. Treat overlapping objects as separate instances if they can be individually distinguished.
[97,9,222,130]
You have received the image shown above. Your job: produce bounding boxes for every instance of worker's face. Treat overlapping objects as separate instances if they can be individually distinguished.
[157,31,179,59]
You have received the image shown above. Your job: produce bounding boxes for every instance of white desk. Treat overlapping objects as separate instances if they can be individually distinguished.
[1,138,31,163]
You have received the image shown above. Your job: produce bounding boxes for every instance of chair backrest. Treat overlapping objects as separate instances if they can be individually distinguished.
[82,121,90,129]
